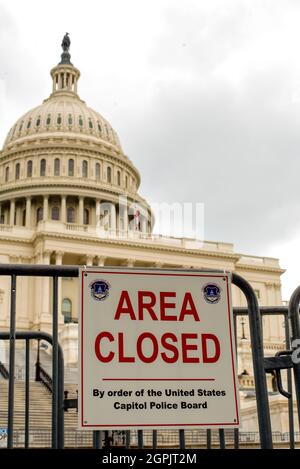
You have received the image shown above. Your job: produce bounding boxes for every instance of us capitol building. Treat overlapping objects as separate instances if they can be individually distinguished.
[0,36,292,434]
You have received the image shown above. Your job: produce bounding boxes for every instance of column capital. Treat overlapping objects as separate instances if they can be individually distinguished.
[85,255,93,266]
[55,251,64,265]
[96,256,106,267]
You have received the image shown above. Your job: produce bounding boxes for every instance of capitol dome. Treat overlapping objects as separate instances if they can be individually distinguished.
[3,56,121,153]
[0,35,151,235]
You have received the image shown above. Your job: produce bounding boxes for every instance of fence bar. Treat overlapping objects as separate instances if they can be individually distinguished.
[284,314,295,449]
[233,312,239,449]
[234,429,239,450]
[152,430,157,449]
[219,429,225,449]
[57,342,64,449]
[206,429,211,449]
[93,431,101,449]
[137,430,143,449]
[232,273,273,449]
[7,274,17,449]
[125,430,130,449]
[25,339,30,448]
[179,429,185,449]
[52,276,59,448]
[288,286,300,432]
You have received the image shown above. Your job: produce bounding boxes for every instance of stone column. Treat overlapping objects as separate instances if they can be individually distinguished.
[79,196,84,225]
[9,199,15,226]
[110,203,116,232]
[86,255,93,266]
[96,199,101,226]
[25,197,31,228]
[96,256,106,267]
[41,250,51,323]
[43,195,49,221]
[141,216,147,234]
[61,195,66,223]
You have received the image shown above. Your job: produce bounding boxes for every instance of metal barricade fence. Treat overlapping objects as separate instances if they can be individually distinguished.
[0,264,299,449]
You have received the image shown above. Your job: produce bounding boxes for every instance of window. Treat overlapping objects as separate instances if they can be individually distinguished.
[97,122,101,132]
[68,159,74,176]
[117,171,121,186]
[46,115,51,125]
[62,298,72,324]
[82,160,88,178]
[27,160,32,177]
[57,114,62,125]
[36,117,41,127]
[27,119,31,129]
[51,206,60,220]
[88,119,93,129]
[54,158,60,176]
[84,208,89,225]
[15,163,20,180]
[67,207,75,223]
[5,167,9,182]
[40,159,46,176]
[68,114,72,125]
[36,207,43,223]
[95,162,100,180]
[107,166,111,183]
[79,116,83,127]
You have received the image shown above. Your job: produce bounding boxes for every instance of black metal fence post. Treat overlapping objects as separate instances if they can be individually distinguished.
[232,273,273,449]
[288,286,300,432]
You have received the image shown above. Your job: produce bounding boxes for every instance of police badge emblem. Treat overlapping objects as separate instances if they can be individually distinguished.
[202,283,221,304]
[89,279,110,301]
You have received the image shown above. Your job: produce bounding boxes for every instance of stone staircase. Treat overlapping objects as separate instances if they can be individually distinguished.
[0,380,78,430]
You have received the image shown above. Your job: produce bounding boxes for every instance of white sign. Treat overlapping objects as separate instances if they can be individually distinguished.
[79,268,240,430]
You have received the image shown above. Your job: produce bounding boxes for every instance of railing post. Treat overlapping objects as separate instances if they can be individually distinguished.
[288,286,300,432]
[232,273,273,449]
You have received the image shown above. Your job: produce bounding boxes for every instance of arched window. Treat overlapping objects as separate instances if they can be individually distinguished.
[95,162,100,181]
[40,159,46,176]
[15,163,20,180]
[82,160,88,178]
[54,158,60,176]
[107,166,111,183]
[57,114,62,125]
[5,167,9,182]
[68,114,72,125]
[36,207,43,223]
[51,206,60,220]
[62,298,72,323]
[84,208,89,225]
[68,159,74,176]
[46,115,51,125]
[117,170,121,186]
[27,160,33,177]
[67,207,75,223]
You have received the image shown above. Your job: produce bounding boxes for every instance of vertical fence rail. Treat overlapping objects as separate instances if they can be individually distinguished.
[284,314,295,449]
[232,273,273,449]
[52,276,59,449]
[25,339,30,448]
[7,274,17,449]
[288,286,300,432]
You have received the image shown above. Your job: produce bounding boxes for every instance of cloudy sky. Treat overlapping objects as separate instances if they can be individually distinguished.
[0,0,300,299]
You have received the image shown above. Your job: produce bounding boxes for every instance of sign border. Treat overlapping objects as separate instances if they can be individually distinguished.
[79,269,240,429]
